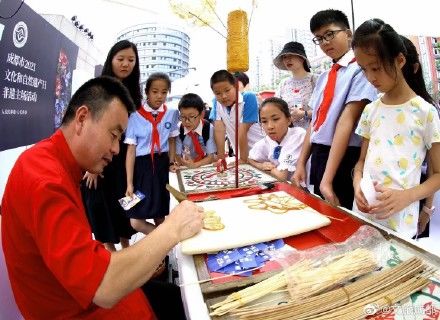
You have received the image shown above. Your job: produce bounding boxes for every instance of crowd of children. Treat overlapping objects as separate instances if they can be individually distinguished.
[4,6,440,320]
[89,9,440,246]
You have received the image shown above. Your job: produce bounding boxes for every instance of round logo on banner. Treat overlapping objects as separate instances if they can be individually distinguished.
[165,122,171,129]
[13,21,28,48]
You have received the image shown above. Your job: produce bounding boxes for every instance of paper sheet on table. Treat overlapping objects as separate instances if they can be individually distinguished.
[181,191,330,255]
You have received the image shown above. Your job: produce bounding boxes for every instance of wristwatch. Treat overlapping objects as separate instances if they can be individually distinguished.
[422,205,435,216]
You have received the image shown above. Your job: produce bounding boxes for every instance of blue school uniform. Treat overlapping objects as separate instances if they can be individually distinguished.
[176,120,216,159]
[124,104,179,219]
[308,50,377,209]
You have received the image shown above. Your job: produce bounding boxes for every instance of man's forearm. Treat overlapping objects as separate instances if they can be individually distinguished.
[93,220,178,308]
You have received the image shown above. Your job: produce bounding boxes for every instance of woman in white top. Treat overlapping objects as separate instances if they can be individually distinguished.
[249,97,306,181]
[273,41,317,129]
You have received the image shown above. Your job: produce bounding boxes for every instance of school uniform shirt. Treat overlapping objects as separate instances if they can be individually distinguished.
[354,96,440,238]
[211,91,264,154]
[176,120,217,158]
[309,50,378,146]
[124,104,179,155]
[1,130,154,319]
[249,127,306,175]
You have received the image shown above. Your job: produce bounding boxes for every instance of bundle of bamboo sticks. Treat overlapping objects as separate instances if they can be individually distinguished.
[210,248,377,317]
[232,257,433,320]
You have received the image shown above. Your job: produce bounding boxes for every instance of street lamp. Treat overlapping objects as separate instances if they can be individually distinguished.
[350,0,355,30]
[71,16,94,40]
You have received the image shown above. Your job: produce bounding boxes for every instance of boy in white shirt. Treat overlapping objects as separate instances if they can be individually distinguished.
[209,70,264,163]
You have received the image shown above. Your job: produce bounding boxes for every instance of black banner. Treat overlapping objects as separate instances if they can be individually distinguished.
[0,0,78,151]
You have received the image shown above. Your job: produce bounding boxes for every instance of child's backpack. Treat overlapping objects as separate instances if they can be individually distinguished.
[179,119,210,145]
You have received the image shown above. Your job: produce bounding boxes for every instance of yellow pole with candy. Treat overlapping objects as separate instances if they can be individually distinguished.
[227,10,249,73]
[227,9,249,188]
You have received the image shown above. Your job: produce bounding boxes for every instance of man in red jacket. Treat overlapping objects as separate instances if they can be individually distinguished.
[1,76,203,319]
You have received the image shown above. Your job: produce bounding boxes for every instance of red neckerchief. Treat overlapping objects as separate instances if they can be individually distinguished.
[187,122,205,162]
[138,104,167,165]
[313,57,356,131]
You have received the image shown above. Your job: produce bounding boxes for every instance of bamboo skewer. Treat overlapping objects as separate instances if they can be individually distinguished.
[231,257,434,320]
[210,248,377,317]
[235,257,422,318]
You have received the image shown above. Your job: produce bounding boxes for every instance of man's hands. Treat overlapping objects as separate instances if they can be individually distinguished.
[165,200,204,242]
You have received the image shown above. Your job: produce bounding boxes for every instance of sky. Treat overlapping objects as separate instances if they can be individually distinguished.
[23,0,440,99]
[24,0,440,50]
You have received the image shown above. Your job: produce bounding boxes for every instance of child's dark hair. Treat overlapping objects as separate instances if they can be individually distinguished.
[353,19,435,104]
[178,93,205,114]
[310,9,350,33]
[102,40,141,111]
[400,35,435,105]
[260,97,290,120]
[234,72,249,87]
[352,19,406,81]
[145,72,171,94]
[210,70,236,89]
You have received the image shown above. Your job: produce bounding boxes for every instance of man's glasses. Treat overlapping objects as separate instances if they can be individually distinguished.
[312,29,346,45]
[273,145,282,160]
[179,114,200,123]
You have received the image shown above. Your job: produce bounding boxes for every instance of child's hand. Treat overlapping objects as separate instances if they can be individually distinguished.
[292,165,307,187]
[370,185,411,219]
[290,107,305,123]
[169,164,179,172]
[354,183,370,213]
[82,172,102,189]
[238,158,247,165]
[125,184,134,198]
[261,162,275,171]
[417,209,430,236]
[319,181,340,207]
[181,158,197,169]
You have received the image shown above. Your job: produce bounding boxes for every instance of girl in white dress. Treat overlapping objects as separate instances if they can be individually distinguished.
[249,97,306,181]
[352,19,440,238]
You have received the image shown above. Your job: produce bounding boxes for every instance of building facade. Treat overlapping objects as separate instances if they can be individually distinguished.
[117,23,190,83]
[250,28,323,92]
[41,14,103,86]
[407,35,440,102]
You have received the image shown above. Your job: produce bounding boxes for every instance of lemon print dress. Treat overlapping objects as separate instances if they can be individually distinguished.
[353,96,440,238]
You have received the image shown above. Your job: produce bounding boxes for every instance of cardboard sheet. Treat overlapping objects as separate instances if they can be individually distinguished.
[181,191,331,255]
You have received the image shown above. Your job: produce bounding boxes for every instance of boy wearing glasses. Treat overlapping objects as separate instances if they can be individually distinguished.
[292,9,377,209]
[176,93,216,168]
